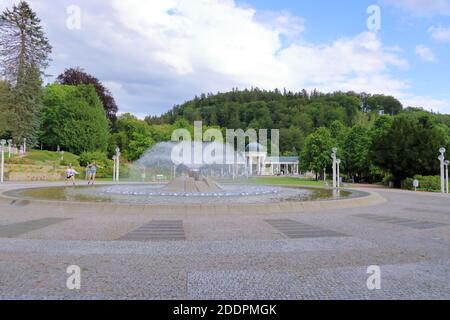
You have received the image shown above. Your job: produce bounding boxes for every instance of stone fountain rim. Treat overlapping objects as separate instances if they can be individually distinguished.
[0,183,386,214]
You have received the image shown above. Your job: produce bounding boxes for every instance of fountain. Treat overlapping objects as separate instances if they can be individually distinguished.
[3,141,369,207]
[162,173,223,194]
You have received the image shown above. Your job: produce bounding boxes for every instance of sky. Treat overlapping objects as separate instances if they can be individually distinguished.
[1,0,450,117]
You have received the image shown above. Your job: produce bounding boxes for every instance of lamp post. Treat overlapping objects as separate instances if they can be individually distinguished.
[445,160,449,194]
[115,147,120,182]
[23,138,26,154]
[1,139,6,183]
[331,148,337,189]
[336,159,341,188]
[7,140,12,158]
[112,156,117,182]
[439,148,446,193]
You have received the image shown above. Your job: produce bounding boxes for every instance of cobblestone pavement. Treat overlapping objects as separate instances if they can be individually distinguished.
[0,182,449,300]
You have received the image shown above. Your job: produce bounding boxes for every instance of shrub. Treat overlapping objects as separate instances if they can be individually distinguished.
[403,175,441,192]
[382,174,395,187]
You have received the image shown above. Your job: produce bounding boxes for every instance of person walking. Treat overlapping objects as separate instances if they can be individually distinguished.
[65,165,79,186]
[88,161,98,185]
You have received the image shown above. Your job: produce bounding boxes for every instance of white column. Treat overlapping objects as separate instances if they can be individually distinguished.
[7,140,12,158]
[332,148,337,189]
[112,156,116,181]
[257,156,260,175]
[248,156,253,176]
[115,148,121,182]
[116,155,120,182]
[1,140,6,183]
[336,159,341,188]
[439,148,446,193]
[445,161,449,194]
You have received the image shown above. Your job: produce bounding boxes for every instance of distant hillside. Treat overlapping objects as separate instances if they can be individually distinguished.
[143,89,450,158]
[146,89,405,128]
[145,89,405,152]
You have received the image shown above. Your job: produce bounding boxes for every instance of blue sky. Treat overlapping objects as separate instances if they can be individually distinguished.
[248,0,450,109]
[1,0,450,115]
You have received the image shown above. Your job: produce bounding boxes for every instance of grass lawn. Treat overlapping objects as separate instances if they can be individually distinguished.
[24,150,79,165]
[244,176,327,187]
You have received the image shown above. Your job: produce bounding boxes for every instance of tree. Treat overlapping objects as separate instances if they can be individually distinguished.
[111,113,154,161]
[301,127,336,180]
[39,84,110,154]
[330,120,349,150]
[57,67,118,122]
[280,127,304,156]
[0,81,15,138]
[0,1,52,145]
[370,113,450,183]
[343,125,371,181]
[365,95,403,115]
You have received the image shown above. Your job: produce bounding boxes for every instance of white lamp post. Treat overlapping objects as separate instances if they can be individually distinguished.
[1,139,6,183]
[7,140,12,159]
[115,147,120,182]
[112,155,117,182]
[23,138,26,154]
[331,148,337,189]
[336,159,341,188]
[445,160,449,194]
[439,148,446,194]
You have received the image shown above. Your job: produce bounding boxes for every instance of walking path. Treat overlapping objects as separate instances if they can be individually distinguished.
[0,182,448,299]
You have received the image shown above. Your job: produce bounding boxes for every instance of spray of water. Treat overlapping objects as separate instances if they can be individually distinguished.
[133,141,248,180]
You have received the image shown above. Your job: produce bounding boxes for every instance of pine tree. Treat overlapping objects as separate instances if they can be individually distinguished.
[0,1,52,145]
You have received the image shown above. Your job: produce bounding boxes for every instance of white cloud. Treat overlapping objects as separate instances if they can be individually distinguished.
[401,95,450,113]
[0,0,447,114]
[383,0,450,16]
[108,0,411,101]
[415,45,437,62]
[428,26,450,42]
[279,32,408,91]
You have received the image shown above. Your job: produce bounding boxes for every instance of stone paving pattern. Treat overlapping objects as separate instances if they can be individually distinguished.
[0,182,449,300]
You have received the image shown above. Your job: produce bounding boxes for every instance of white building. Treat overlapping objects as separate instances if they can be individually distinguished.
[245,143,299,176]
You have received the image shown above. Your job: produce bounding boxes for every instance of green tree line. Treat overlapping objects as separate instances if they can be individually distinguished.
[148,88,450,184]
[1,1,449,187]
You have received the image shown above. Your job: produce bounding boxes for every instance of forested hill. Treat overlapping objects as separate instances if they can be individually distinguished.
[145,89,403,151]
[146,89,403,130]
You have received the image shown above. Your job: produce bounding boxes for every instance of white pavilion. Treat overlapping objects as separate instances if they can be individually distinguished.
[245,143,300,176]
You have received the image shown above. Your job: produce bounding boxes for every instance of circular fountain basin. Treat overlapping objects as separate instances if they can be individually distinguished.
[4,183,368,205]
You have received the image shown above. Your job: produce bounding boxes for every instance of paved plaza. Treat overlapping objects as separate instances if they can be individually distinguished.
[0,182,449,300]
